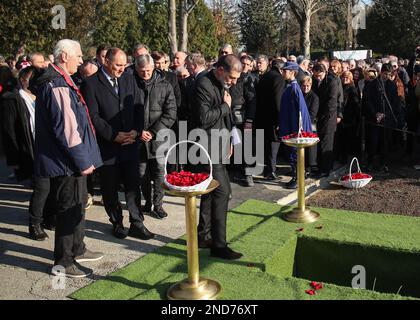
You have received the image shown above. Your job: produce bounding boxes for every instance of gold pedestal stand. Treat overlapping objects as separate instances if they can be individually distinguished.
[163,180,221,300]
[282,140,320,223]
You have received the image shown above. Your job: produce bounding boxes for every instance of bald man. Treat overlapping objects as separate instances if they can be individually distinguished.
[81,48,154,241]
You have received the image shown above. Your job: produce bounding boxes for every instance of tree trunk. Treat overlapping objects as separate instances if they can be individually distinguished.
[168,0,178,56]
[352,0,358,48]
[180,10,189,52]
[346,0,353,49]
[301,11,311,59]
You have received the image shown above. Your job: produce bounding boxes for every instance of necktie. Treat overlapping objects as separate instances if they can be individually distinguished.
[111,78,118,95]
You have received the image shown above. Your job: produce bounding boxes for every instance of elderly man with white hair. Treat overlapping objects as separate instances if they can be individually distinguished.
[348,59,356,70]
[34,39,104,278]
[134,54,177,220]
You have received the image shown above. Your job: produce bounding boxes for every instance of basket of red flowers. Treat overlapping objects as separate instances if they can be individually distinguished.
[339,157,372,189]
[282,129,320,146]
[164,140,212,192]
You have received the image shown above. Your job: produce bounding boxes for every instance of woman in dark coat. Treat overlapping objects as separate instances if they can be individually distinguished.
[0,66,51,241]
[338,71,361,162]
[300,76,319,172]
[0,67,35,180]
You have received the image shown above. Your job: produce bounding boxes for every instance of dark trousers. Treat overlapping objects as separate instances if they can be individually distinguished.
[264,138,281,175]
[367,125,393,168]
[198,164,231,248]
[86,174,94,195]
[50,175,86,267]
[306,144,318,168]
[318,130,335,173]
[288,146,297,170]
[99,162,143,226]
[139,158,165,208]
[29,176,54,225]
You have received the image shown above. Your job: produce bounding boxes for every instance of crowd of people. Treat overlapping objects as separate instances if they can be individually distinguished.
[0,40,419,277]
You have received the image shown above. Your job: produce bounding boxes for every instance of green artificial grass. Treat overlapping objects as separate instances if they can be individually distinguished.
[70,200,420,300]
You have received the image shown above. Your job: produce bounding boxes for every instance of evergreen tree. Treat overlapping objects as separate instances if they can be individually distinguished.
[358,0,420,57]
[141,0,169,53]
[238,0,282,55]
[0,0,100,56]
[92,0,141,53]
[188,0,219,59]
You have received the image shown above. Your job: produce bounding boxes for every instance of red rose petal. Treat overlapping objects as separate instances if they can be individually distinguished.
[305,289,316,295]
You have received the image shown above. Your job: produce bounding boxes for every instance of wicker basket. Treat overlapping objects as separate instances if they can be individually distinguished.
[164,140,212,192]
[339,157,372,189]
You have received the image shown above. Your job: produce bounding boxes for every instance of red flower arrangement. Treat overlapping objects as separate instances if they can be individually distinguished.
[340,173,372,181]
[166,170,209,187]
[282,131,319,140]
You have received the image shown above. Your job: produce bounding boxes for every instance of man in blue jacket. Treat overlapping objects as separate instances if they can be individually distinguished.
[34,39,103,278]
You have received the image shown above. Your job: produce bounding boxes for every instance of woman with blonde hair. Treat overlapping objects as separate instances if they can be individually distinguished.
[300,76,319,172]
[336,71,361,162]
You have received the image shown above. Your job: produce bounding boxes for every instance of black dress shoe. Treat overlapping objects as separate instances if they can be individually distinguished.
[29,224,49,241]
[142,203,152,213]
[285,176,297,189]
[198,239,213,249]
[112,223,127,239]
[128,223,155,240]
[153,206,168,219]
[210,246,243,260]
[312,172,330,179]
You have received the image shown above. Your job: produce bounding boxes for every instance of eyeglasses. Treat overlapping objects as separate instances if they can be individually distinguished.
[220,51,229,55]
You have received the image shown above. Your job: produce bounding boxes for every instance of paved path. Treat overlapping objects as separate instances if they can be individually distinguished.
[0,158,341,300]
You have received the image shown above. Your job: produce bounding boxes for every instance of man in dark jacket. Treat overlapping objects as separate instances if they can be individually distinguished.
[364,63,401,171]
[312,63,341,177]
[192,54,243,260]
[35,39,103,278]
[81,48,154,241]
[254,59,286,180]
[134,54,177,219]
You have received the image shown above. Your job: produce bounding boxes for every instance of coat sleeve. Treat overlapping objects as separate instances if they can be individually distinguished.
[309,93,320,123]
[194,80,230,130]
[327,78,339,120]
[148,83,177,136]
[244,75,257,122]
[46,85,93,171]
[80,79,118,142]
[132,78,144,133]
[337,80,344,119]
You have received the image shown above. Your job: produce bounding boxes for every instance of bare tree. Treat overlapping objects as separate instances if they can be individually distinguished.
[180,0,200,52]
[168,0,178,55]
[286,0,348,58]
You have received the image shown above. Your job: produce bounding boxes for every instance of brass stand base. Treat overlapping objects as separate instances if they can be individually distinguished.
[283,208,320,224]
[167,277,222,300]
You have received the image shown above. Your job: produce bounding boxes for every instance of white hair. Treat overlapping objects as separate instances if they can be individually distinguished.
[53,39,81,63]
[381,57,390,64]
[135,53,155,68]
[357,60,366,68]
[373,62,383,73]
